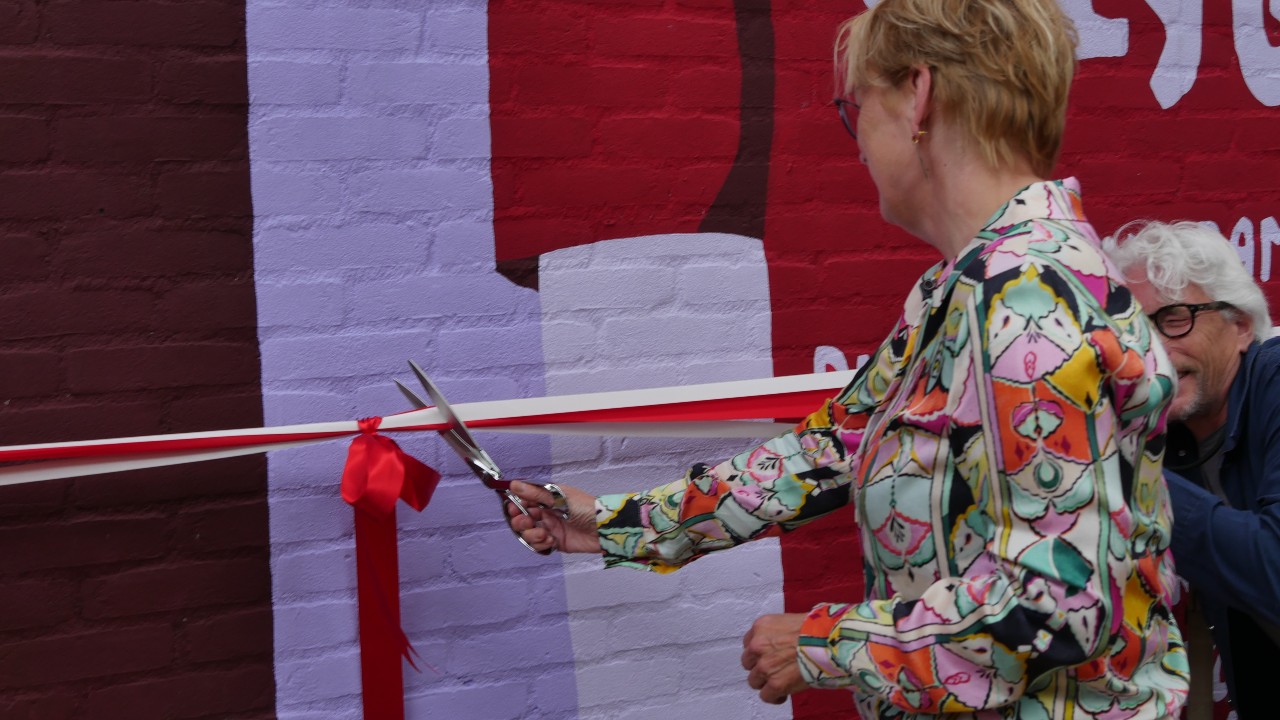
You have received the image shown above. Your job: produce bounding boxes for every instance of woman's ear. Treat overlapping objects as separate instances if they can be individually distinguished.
[909,65,932,133]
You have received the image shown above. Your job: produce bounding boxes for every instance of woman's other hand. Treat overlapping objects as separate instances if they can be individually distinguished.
[506,480,603,554]
[741,613,809,704]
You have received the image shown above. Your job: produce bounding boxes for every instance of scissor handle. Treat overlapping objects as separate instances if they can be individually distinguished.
[498,489,553,556]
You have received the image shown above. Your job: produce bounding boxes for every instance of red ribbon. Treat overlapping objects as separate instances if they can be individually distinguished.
[340,417,440,720]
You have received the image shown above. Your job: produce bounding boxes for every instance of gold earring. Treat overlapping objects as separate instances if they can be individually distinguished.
[912,130,928,144]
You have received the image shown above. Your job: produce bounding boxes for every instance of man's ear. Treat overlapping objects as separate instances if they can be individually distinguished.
[909,65,932,133]
[1235,311,1255,352]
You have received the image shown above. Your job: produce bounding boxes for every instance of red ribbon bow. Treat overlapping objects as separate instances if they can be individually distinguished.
[340,417,440,720]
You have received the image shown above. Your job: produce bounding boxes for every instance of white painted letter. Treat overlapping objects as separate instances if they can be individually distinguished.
[1234,0,1280,106]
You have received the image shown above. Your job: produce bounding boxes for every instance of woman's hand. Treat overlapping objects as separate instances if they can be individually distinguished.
[505,480,603,554]
[741,613,809,704]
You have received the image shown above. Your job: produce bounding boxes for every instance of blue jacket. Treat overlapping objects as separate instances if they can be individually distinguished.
[1165,337,1280,719]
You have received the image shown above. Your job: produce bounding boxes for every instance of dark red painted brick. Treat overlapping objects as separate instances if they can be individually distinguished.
[1234,118,1280,152]
[490,117,593,158]
[0,626,172,688]
[57,228,252,278]
[82,558,271,618]
[598,117,738,158]
[592,17,735,57]
[0,349,63,398]
[157,57,248,104]
[0,579,76,632]
[0,171,154,220]
[175,501,269,554]
[0,0,40,44]
[81,665,274,720]
[0,233,53,281]
[0,287,158,340]
[0,56,152,104]
[0,480,69,520]
[57,116,247,162]
[0,516,168,573]
[0,116,50,162]
[167,392,263,432]
[66,342,260,393]
[0,398,168,445]
[0,694,80,720]
[157,169,251,218]
[73,456,267,508]
[489,11,591,56]
[183,606,273,663]
[47,1,242,47]
[156,280,257,332]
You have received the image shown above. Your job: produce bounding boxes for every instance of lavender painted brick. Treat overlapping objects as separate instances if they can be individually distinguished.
[248,8,421,51]
[250,170,343,215]
[347,63,489,105]
[432,118,491,160]
[447,525,558,575]
[393,537,450,583]
[403,681,530,720]
[261,331,437,381]
[277,711,359,720]
[451,626,578,671]
[273,546,357,595]
[254,224,429,272]
[250,61,342,105]
[253,117,431,161]
[259,390,353,427]
[413,481,526,530]
[256,281,345,328]
[357,272,519,322]
[435,325,547,370]
[424,10,488,53]
[275,649,363,701]
[561,556,681,610]
[349,169,490,213]
[400,579,530,633]
[273,602,357,652]
[575,655,686,707]
[266,445,351,492]
[268,496,352,544]
[428,219,495,264]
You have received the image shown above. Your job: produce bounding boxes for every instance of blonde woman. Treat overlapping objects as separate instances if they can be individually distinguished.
[510,1,1189,717]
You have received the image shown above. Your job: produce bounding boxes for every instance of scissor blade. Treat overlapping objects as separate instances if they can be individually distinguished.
[394,379,429,410]
[405,361,504,486]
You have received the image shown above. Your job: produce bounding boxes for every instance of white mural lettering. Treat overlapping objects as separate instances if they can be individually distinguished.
[1234,0,1280,106]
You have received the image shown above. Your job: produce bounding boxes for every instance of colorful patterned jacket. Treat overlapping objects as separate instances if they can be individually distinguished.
[595,179,1189,719]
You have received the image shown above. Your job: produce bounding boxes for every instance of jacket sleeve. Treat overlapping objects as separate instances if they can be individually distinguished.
[795,259,1175,713]
[1166,352,1280,625]
[1166,473,1280,625]
[594,316,913,572]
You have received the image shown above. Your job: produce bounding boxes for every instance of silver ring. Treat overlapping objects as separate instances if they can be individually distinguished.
[543,483,570,519]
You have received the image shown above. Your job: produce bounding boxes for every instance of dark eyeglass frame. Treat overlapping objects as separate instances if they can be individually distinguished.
[1148,301,1235,339]
[833,98,859,140]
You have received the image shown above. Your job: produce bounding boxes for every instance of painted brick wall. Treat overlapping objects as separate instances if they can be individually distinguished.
[252,1,1280,719]
[246,2,575,718]
[0,2,275,718]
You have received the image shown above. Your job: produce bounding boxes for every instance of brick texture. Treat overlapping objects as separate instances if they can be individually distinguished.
[0,1,274,718]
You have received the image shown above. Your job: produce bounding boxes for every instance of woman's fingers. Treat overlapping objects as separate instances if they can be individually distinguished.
[508,479,555,507]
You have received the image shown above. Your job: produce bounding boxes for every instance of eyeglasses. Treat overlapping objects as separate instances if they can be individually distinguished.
[1148,301,1235,339]
[833,99,859,140]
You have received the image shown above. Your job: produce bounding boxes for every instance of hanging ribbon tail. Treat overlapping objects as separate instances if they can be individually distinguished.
[340,417,440,720]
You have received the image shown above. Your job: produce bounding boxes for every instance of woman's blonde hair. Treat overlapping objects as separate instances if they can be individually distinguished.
[835,0,1077,177]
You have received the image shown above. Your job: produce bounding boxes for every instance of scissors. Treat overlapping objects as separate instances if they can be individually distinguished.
[395,360,568,555]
